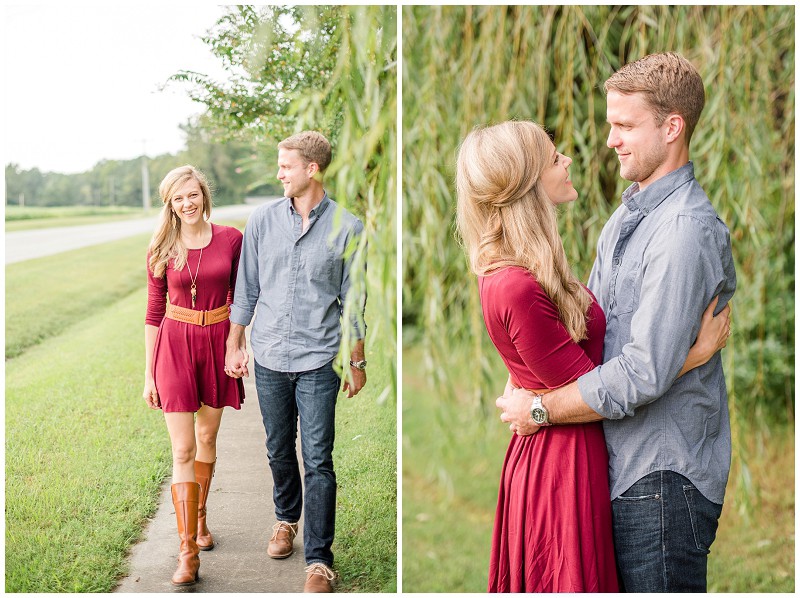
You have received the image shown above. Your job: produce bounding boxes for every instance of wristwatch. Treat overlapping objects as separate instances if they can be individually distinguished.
[349,359,367,371]
[529,393,551,426]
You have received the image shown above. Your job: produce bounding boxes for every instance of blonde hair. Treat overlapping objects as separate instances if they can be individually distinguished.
[278,131,332,172]
[456,121,592,342]
[148,165,213,278]
[604,52,705,144]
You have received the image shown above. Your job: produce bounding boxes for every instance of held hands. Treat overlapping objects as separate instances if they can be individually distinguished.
[143,375,161,410]
[496,379,541,437]
[224,344,250,378]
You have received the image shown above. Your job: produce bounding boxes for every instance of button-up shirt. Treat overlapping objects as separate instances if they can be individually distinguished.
[230,193,366,373]
[577,163,736,504]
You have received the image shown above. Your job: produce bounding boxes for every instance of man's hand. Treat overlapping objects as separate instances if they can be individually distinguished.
[342,339,366,397]
[496,386,541,436]
[224,323,249,378]
[342,366,366,398]
[224,344,250,378]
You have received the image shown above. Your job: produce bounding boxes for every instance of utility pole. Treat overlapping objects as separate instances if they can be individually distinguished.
[141,139,151,213]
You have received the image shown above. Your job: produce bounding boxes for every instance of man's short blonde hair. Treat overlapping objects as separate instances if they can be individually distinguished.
[278,131,332,172]
[604,52,705,144]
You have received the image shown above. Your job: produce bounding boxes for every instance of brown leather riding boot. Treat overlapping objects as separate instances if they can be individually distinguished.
[171,482,201,586]
[194,460,216,550]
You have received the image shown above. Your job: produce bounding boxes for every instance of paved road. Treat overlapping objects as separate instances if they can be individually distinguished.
[5,202,270,264]
[115,369,310,593]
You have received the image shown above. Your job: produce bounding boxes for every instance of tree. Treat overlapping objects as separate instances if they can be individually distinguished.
[172,5,397,393]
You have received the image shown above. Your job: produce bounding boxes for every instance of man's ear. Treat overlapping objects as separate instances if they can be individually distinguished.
[664,113,685,144]
[306,162,320,178]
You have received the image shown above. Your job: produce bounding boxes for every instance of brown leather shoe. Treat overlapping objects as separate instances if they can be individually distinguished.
[171,482,201,586]
[304,563,336,593]
[267,521,298,559]
[194,460,216,550]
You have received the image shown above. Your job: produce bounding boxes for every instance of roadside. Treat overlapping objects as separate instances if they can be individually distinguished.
[5,202,271,264]
[115,370,309,593]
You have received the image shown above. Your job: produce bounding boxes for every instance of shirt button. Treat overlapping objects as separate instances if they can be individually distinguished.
[613,258,621,266]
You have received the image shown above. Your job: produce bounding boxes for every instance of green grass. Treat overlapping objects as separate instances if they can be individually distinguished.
[5,233,152,359]
[402,346,508,592]
[707,425,795,592]
[5,290,172,592]
[333,330,397,592]
[5,205,145,231]
[402,343,795,593]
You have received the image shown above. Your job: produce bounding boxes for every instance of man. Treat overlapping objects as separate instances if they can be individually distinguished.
[225,131,367,593]
[498,52,736,592]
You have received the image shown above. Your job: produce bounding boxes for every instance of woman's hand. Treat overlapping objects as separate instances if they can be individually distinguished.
[680,296,731,376]
[143,375,161,409]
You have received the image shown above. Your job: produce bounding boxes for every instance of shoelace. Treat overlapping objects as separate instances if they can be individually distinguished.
[305,563,337,581]
[271,521,297,540]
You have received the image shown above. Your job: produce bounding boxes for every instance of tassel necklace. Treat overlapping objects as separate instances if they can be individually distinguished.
[188,248,203,308]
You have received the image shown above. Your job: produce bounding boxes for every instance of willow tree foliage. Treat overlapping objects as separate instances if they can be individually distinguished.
[403,5,794,436]
[174,5,397,397]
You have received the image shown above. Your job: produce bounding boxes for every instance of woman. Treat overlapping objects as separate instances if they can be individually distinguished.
[143,165,244,586]
[455,121,729,592]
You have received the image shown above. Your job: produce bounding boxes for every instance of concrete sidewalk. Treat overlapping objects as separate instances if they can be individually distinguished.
[115,372,309,593]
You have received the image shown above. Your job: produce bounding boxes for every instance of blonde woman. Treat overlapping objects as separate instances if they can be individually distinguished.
[455,121,729,592]
[143,165,244,586]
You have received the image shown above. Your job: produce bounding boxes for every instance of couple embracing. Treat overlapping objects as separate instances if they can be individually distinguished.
[457,52,736,592]
[143,131,366,592]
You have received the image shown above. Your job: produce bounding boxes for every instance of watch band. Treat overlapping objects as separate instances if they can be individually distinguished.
[349,359,367,370]
[529,393,551,426]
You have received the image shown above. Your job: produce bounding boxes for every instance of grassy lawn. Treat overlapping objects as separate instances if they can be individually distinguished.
[6,290,172,592]
[5,232,397,592]
[5,233,152,359]
[333,326,397,592]
[402,344,795,593]
[5,205,145,231]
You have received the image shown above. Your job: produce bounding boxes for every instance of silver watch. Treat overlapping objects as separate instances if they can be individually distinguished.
[530,393,551,426]
[349,359,367,371]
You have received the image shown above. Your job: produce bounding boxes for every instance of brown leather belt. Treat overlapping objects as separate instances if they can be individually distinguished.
[165,304,229,327]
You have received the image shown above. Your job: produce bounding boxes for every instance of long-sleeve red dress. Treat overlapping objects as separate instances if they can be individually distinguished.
[479,266,618,592]
[146,223,245,413]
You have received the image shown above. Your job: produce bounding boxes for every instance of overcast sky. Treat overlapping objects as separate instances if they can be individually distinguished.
[3,3,232,174]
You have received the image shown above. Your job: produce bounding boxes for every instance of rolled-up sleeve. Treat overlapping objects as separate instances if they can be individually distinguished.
[230,213,261,327]
[578,215,730,419]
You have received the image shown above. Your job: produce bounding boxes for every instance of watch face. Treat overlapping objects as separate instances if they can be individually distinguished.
[531,408,547,425]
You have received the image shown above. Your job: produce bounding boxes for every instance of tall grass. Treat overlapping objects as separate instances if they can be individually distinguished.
[403,5,794,459]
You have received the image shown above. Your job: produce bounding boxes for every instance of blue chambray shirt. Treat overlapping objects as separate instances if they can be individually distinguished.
[230,193,366,373]
[577,163,736,504]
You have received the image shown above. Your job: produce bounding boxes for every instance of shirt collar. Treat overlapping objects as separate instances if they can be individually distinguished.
[621,162,695,214]
[288,191,330,218]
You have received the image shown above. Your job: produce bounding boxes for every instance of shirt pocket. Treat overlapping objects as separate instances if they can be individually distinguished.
[614,260,641,315]
[302,242,339,290]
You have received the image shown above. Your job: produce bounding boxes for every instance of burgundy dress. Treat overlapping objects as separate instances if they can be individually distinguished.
[146,223,245,413]
[479,266,618,593]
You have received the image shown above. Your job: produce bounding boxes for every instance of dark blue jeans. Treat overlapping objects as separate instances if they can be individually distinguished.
[612,470,723,592]
[254,359,340,566]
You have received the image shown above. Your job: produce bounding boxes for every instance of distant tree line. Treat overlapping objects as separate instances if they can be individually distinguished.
[5,117,283,208]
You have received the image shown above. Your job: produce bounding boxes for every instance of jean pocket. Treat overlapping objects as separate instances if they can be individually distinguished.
[682,484,723,554]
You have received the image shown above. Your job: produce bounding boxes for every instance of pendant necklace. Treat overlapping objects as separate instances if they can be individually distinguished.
[188,248,203,308]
